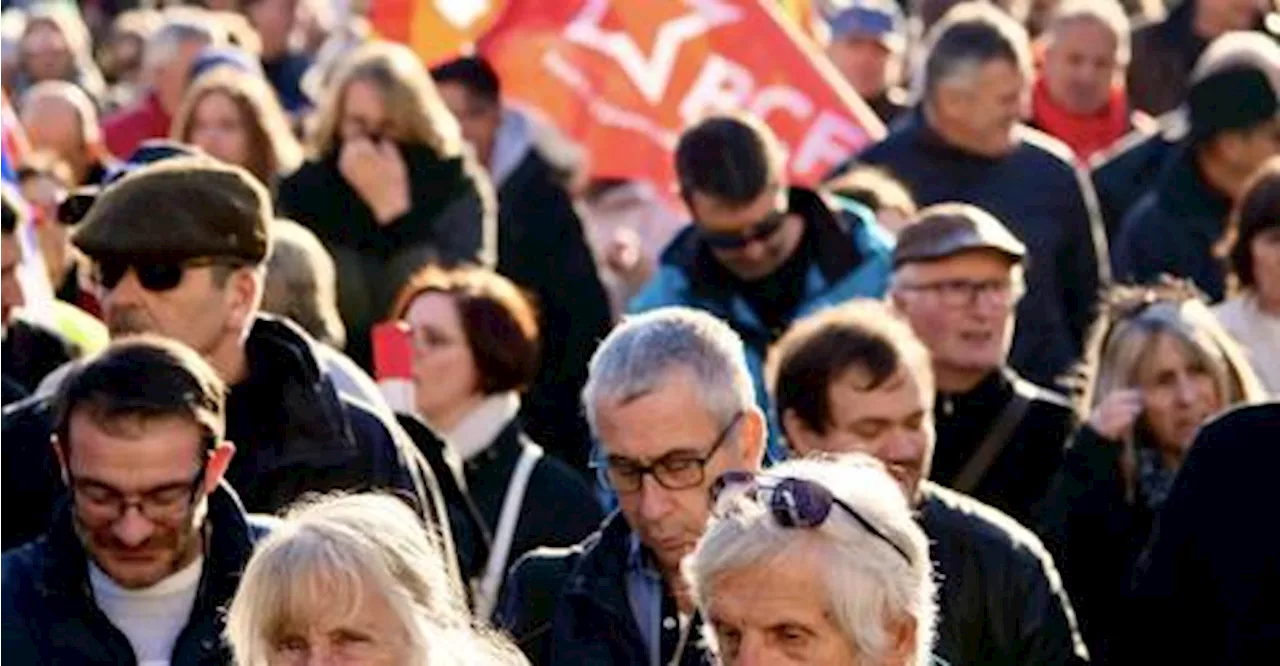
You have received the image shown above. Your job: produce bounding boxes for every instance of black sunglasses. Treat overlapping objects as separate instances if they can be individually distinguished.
[94,258,241,292]
[711,470,913,565]
[699,209,788,251]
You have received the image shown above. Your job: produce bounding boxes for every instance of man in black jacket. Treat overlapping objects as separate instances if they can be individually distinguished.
[769,299,1089,666]
[432,56,613,474]
[1,159,457,585]
[834,2,1108,390]
[496,307,767,666]
[2,336,273,664]
[889,204,1078,526]
[1113,32,1280,302]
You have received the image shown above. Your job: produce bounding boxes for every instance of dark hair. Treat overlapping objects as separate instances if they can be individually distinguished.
[430,55,502,107]
[823,165,917,215]
[1224,156,1280,290]
[390,265,540,395]
[675,113,785,206]
[1,186,24,235]
[53,335,227,453]
[923,2,1028,100]
[768,300,933,437]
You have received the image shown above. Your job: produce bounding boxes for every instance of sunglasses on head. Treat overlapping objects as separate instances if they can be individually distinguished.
[699,209,788,251]
[711,470,913,565]
[94,258,242,292]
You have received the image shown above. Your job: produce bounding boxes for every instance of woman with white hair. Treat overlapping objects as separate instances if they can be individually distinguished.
[225,493,526,666]
[686,453,938,666]
[1036,279,1267,662]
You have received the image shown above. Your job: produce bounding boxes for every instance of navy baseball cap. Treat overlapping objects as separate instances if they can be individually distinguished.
[823,0,906,52]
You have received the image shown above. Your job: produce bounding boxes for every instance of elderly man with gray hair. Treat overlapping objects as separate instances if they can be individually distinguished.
[835,1,1108,393]
[497,306,767,666]
[687,453,938,665]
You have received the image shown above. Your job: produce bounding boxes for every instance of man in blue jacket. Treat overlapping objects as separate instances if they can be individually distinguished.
[835,2,1108,390]
[3,336,274,664]
[630,113,893,461]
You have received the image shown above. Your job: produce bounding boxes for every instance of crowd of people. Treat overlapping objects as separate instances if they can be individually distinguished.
[1,0,1279,664]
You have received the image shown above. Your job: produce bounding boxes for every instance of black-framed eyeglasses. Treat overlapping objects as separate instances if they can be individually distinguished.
[895,278,1021,309]
[93,257,245,292]
[67,465,207,526]
[711,470,913,565]
[593,412,743,493]
[699,209,788,251]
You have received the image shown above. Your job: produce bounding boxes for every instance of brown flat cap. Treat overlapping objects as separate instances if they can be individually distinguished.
[73,157,272,264]
[893,203,1025,267]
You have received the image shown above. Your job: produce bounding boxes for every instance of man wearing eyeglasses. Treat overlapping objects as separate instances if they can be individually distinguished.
[3,336,272,664]
[889,203,1078,526]
[630,113,892,462]
[768,300,1088,666]
[496,307,767,666]
[0,158,458,586]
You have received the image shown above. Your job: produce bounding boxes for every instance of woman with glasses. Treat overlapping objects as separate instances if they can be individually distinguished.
[279,40,496,370]
[388,265,602,619]
[225,493,526,666]
[1036,279,1267,662]
[686,453,938,666]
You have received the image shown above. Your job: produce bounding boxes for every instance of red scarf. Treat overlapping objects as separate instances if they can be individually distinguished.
[1031,77,1130,163]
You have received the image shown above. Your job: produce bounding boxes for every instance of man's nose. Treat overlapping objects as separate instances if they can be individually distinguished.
[637,474,674,521]
[111,505,157,548]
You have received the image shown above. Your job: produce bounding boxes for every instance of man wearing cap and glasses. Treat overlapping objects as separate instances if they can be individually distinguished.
[630,112,892,462]
[768,299,1088,666]
[497,307,767,666]
[686,454,939,665]
[3,336,273,664]
[889,203,1079,526]
[0,158,458,586]
[1114,31,1280,302]
[820,0,911,125]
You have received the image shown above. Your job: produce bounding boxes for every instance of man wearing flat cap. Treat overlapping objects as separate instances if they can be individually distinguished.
[1,158,460,586]
[889,203,1079,526]
[1114,31,1280,302]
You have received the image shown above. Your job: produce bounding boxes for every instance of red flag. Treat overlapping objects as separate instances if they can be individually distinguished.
[373,0,884,190]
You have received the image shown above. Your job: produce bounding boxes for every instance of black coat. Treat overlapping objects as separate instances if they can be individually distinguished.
[1113,143,1231,301]
[400,414,603,612]
[1120,403,1280,664]
[1,318,77,395]
[933,368,1078,527]
[496,512,713,666]
[1,316,456,578]
[1034,426,1158,664]
[1,484,273,665]
[495,149,613,473]
[1089,127,1175,240]
[1126,2,1207,116]
[843,112,1108,389]
[921,483,1089,666]
[278,144,497,369]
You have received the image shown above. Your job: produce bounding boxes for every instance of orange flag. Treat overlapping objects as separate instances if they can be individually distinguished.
[373,0,884,189]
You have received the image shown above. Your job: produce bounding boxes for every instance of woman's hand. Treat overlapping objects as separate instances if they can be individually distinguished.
[339,137,411,224]
[1088,388,1145,442]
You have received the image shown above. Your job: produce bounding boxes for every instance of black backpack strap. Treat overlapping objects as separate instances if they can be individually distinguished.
[953,380,1035,494]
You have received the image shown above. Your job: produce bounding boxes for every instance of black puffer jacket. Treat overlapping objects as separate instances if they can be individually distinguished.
[921,483,1090,666]
[1,316,456,581]
[1,484,273,665]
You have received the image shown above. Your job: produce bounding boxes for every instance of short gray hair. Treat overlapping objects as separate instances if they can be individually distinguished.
[686,454,937,665]
[225,494,523,666]
[921,2,1032,101]
[263,219,346,349]
[1047,0,1131,65]
[582,307,756,439]
[143,9,220,73]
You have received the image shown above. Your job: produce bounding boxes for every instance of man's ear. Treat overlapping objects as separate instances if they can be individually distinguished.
[202,440,237,495]
[225,268,262,331]
[736,407,768,470]
[781,409,820,458]
[51,434,69,487]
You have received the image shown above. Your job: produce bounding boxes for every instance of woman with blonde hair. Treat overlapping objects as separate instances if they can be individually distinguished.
[279,40,496,369]
[1036,279,1265,662]
[172,67,302,190]
[225,493,526,666]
